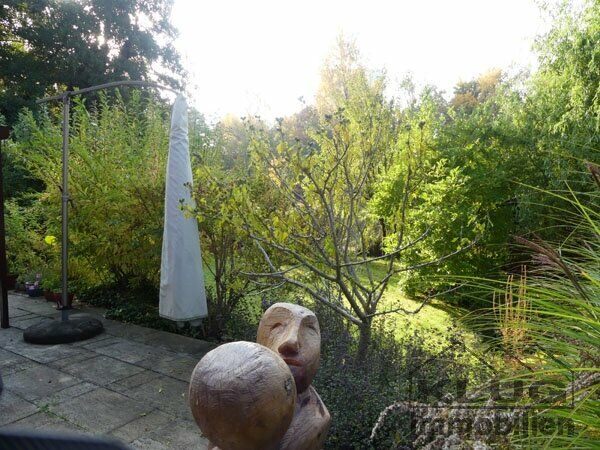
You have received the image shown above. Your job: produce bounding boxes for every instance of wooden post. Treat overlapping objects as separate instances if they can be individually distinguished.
[0,125,10,329]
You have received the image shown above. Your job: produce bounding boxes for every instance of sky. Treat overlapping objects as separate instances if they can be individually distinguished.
[171,0,549,122]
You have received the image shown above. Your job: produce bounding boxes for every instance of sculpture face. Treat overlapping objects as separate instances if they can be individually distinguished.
[257,303,320,394]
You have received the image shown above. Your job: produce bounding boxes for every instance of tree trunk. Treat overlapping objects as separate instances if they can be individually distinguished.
[356,320,372,364]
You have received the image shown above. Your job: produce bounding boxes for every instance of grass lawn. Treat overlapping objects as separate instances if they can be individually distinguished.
[202,258,479,352]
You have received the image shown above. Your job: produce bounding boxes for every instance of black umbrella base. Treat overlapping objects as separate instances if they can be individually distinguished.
[23,317,104,344]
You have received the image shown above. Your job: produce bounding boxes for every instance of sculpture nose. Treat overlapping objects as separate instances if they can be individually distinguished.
[278,326,300,356]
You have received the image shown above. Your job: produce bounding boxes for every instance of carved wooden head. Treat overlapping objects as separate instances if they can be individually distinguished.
[189,341,296,450]
[257,303,321,394]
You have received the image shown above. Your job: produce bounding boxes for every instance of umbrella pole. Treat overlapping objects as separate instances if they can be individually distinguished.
[0,128,9,328]
[61,95,70,321]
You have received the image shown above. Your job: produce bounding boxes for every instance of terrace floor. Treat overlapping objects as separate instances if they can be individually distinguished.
[0,292,213,449]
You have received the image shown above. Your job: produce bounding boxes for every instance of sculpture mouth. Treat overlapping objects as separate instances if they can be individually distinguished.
[283,357,303,367]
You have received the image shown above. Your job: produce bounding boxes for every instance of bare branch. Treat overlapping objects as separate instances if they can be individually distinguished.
[341,227,430,267]
[366,283,466,318]
[375,237,479,291]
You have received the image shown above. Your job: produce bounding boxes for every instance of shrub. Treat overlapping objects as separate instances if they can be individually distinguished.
[312,301,482,449]
[8,92,171,289]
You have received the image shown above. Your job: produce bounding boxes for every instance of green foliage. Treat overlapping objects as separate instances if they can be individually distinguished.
[313,301,481,449]
[4,199,47,277]
[2,2,599,447]
[0,0,184,125]
[188,121,263,339]
[462,180,600,448]
[8,91,170,288]
[241,60,425,360]
[510,187,599,448]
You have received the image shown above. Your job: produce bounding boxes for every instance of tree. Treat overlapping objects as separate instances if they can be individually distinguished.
[450,69,502,113]
[0,0,184,125]
[188,123,263,339]
[242,67,473,361]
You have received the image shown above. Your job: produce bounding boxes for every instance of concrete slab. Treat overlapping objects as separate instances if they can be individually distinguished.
[49,388,154,433]
[1,337,82,363]
[0,326,23,347]
[4,410,86,434]
[146,417,207,450]
[79,336,124,350]
[0,390,38,426]
[94,340,168,364]
[130,437,169,450]
[10,298,57,317]
[0,348,29,370]
[109,409,174,444]
[136,354,198,382]
[60,355,144,386]
[121,376,192,421]
[7,305,36,319]
[3,364,80,402]
[33,381,98,407]
[101,320,157,341]
[9,315,52,330]
[48,349,97,369]
[110,370,162,393]
[1,359,42,377]
[1,293,213,447]
[68,332,115,348]
[140,330,214,356]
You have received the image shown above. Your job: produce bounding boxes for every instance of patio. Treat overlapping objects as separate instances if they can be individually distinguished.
[0,292,213,449]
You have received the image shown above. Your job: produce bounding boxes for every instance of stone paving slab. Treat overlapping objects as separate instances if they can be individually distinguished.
[1,359,42,377]
[94,339,167,364]
[6,411,86,434]
[114,415,204,450]
[3,364,80,402]
[0,293,211,449]
[79,335,124,350]
[2,336,82,364]
[136,353,199,383]
[109,409,176,444]
[48,349,97,369]
[49,387,154,433]
[0,326,23,347]
[130,437,169,450]
[0,348,29,370]
[7,306,36,319]
[100,320,158,342]
[33,381,98,407]
[0,390,38,426]
[140,330,214,357]
[111,370,162,393]
[9,315,53,330]
[11,299,57,317]
[117,375,192,421]
[60,355,145,386]
[145,417,204,449]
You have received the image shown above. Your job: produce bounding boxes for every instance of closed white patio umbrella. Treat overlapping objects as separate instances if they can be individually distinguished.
[159,95,207,324]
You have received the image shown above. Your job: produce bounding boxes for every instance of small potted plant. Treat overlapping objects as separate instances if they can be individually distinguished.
[25,272,43,297]
[42,269,74,309]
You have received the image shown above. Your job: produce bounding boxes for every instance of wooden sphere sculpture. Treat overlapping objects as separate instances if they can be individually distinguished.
[189,341,297,450]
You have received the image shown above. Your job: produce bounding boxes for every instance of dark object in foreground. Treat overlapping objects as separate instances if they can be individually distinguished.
[23,317,103,344]
[0,429,130,450]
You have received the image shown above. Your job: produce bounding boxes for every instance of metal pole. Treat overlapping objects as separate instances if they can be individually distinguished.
[34,81,182,324]
[61,95,70,322]
[0,132,9,329]
[37,80,181,104]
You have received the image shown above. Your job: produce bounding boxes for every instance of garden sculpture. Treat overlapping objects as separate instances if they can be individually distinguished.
[189,303,330,450]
